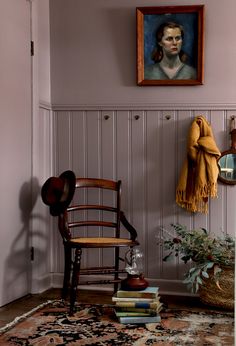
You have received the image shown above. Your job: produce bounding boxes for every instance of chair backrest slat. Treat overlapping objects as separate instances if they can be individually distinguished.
[76,178,118,190]
[67,205,117,213]
[68,221,117,229]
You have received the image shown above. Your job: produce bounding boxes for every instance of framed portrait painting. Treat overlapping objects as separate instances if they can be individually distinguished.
[136,5,204,86]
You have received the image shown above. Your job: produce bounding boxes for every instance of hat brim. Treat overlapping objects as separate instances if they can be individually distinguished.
[41,176,64,206]
[49,170,76,216]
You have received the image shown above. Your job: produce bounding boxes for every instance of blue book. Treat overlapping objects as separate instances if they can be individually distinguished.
[118,314,161,324]
[115,311,157,317]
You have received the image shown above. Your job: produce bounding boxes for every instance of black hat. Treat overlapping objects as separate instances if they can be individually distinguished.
[41,170,76,216]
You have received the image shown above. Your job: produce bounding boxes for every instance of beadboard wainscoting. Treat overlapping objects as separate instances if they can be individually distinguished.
[45,106,235,295]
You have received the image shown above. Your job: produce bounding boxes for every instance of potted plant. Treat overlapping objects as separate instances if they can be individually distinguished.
[162,224,235,310]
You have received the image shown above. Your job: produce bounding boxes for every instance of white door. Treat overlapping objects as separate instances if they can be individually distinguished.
[0,0,32,306]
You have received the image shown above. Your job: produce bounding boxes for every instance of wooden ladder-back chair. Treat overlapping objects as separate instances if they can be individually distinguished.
[58,178,139,314]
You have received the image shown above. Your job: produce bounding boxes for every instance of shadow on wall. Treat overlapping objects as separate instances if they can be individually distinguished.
[2,177,47,304]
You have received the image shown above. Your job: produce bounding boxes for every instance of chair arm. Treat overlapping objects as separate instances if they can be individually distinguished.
[120,211,138,241]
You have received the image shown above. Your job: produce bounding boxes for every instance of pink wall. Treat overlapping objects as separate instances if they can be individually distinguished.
[3,0,235,304]
[49,0,236,107]
[0,0,32,306]
[46,0,236,295]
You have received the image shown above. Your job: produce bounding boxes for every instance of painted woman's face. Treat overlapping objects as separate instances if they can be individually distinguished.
[159,27,182,57]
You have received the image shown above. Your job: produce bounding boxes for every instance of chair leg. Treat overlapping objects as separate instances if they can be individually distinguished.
[62,245,72,300]
[69,248,82,315]
[114,247,120,293]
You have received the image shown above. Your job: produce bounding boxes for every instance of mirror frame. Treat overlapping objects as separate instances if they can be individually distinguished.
[217,149,236,185]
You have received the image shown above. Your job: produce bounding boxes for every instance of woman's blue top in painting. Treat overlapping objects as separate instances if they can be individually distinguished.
[144,63,196,80]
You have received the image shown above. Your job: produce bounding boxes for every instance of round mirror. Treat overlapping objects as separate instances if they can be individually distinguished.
[218,149,236,185]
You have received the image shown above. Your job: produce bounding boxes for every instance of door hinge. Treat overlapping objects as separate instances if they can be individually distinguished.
[30,246,34,261]
[31,41,34,56]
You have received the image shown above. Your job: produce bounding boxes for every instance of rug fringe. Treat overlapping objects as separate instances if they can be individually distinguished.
[0,299,61,335]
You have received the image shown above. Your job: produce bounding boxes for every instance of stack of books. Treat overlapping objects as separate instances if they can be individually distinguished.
[112,286,162,324]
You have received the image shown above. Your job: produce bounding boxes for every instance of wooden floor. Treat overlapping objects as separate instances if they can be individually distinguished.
[0,287,231,328]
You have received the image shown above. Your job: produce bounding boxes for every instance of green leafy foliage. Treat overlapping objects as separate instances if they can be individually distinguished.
[162,224,235,293]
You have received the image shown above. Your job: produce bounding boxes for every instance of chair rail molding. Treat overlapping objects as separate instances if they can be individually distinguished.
[51,103,236,111]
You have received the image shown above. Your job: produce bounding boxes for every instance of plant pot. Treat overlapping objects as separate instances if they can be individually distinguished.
[199,266,234,310]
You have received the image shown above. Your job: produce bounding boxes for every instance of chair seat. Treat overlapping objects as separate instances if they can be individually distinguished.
[69,237,138,248]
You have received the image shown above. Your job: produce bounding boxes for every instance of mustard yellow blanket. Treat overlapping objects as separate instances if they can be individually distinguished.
[176,116,221,213]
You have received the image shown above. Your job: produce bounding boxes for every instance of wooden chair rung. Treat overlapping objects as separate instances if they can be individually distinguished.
[80,278,122,285]
[80,267,126,275]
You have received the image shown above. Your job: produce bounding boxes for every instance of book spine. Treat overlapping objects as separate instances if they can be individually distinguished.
[115,307,157,314]
[114,301,159,309]
[118,315,161,324]
[115,311,157,317]
[112,296,156,302]
[116,291,158,298]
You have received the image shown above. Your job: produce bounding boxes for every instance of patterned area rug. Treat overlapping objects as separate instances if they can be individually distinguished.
[0,300,234,345]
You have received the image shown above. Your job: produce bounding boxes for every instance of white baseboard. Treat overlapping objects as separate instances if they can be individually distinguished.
[30,273,52,294]
[49,273,197,297]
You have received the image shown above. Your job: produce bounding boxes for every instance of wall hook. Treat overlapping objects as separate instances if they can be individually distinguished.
[104,115,110,120]
[230,115,236,132]
[134,115,140,120]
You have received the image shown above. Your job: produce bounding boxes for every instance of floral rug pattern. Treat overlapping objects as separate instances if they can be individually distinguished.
[0,300,234,345]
